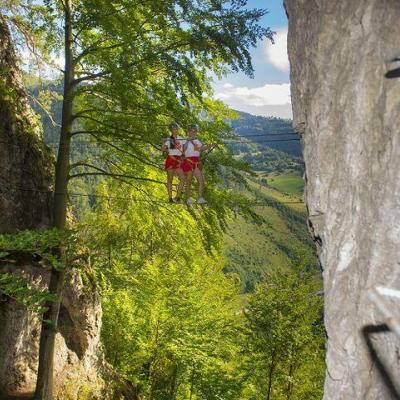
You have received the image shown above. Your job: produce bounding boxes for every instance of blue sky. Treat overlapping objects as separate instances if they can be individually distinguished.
[213,0,292,118]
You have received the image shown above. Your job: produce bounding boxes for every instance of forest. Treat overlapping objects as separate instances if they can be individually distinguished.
[0,2,325,400]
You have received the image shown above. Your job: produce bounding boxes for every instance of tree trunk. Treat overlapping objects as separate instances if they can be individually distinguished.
[33,267,66,399]
[168,364,179,400]
[189,368,196,400]
[266,350,277,400]
[286,362,295,400]
[34,0,74,398]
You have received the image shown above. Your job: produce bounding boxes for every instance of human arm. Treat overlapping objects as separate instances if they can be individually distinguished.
[197,142,218,152]
[161,138,169,152]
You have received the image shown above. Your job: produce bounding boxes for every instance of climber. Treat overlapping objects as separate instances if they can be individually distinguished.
[182,124,215,205]
[162,122,186,203]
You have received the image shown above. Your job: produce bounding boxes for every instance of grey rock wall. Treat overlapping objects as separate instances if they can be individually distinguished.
[285,1,400,399]
[0,14,53,233]
[0,265,105,399]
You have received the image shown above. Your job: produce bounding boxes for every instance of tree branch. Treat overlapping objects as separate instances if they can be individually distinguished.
[72,40,191,85]
[68,163,165,185]
[75,41,126,63]
[72,115,162,150]
[27,93,61,128]
[76,131,162,170]
[72,108,155,119]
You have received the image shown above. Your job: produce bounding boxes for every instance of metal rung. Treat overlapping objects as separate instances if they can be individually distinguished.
[369,287,400,339]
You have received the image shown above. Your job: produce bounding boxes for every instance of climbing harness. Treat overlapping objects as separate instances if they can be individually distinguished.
[181,156,202,172]
[182,137,203,172]
[163,136,185,171]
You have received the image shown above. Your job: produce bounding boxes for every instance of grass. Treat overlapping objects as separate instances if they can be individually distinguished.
[266,174,304,195]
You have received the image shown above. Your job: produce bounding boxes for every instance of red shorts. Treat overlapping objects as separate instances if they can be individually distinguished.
[181,156,202,173]
[164,155,182,170]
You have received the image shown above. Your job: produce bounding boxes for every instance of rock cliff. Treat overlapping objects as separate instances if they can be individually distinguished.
[0,15,135,400]
[285,1,400,399]
[0,15,53,233]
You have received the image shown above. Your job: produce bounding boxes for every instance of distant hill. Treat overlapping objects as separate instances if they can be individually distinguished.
[231,111,301,157]
[228,112,304,174]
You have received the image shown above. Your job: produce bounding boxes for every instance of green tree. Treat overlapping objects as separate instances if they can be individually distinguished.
[2,2,272,398]
[244,271,325,400]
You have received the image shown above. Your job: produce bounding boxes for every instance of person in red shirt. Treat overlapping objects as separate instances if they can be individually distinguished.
[162,123,186,203]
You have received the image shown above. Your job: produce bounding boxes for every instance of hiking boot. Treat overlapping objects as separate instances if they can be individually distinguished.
[186,197,194,205]
[197,197,207,204]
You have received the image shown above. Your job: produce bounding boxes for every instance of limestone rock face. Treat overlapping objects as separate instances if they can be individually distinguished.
[0,265,105,399]
[0,14,53,233]
[285,1,400,399]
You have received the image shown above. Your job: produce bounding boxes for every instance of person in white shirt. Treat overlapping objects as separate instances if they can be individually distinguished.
[161,123,186,203]
[182,124,212,205]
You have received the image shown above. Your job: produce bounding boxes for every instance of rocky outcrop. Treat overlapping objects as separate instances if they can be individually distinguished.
[285,1,400,399]
[0,15,136,400]
[0,14,53,233]
[0,265,106,399]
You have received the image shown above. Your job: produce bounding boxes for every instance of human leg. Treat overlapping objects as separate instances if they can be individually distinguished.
[193,167,205,198]
[185,171,194,203]
[176,169,185,200]
[166,169,174,200]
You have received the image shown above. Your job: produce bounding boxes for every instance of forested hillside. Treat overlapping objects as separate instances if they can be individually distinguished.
[231,111,301,155]
[231,111,299,154]
[224,176,315,292]
[228,112,304,174]
[222,112,311,293]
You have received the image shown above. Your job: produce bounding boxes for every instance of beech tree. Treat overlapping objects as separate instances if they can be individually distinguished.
[244,271,325,400]
[1,1,272,399]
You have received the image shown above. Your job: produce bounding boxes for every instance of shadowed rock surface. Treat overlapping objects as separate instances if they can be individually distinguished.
[285,1,400,399]
[0,14,53,233]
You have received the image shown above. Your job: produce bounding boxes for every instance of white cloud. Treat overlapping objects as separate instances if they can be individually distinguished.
[264,28,289,72]
[215,82,292,118]
[216,83,291,107]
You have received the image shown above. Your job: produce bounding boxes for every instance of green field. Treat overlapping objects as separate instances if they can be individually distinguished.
[266,174,304,194]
